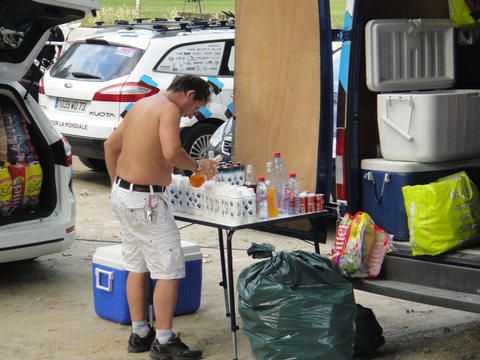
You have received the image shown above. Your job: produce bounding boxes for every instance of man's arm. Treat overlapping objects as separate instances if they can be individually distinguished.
[159,106,218,176]
[104,121,125,185]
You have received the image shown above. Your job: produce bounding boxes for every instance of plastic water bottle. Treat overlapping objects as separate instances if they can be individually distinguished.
[271,152,289,214]
[244,164,257,192]
[256,177,269,220]
[265,162,273,187]
[286,173,300,215]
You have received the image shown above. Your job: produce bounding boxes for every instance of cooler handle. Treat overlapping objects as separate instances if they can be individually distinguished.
[380,115,413,141]
[95,267,114,292]
[383,96,414,141]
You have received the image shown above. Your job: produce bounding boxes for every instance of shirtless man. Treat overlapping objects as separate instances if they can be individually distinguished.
[104,74,218,359]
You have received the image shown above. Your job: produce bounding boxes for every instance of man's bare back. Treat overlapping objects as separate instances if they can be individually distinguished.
[104,78,218,187]
[112,93,183,186]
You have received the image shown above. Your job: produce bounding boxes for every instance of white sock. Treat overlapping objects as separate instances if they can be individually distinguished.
[132,321,150,338]
[156,329,173,344]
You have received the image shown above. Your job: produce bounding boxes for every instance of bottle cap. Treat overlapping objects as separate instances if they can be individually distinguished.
[274,152,281,157]
[290,173,296,177]
[258,177,265,181]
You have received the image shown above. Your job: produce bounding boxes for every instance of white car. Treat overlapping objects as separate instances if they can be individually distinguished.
[39,21,235,172]
[0,0,99,263]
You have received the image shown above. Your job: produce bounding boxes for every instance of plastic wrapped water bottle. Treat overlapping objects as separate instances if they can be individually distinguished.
[286,173,300,215]
[256,177,269,220]
[271,152,289,214]
[244,164,257,192]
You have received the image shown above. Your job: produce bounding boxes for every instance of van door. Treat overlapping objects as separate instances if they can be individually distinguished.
[233,0,335,222]
[0,0,98,82]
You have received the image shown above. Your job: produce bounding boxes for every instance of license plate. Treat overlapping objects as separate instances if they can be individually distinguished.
[54,98,87,113]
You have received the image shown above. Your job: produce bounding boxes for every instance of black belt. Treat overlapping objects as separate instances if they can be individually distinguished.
[115,177,165,193]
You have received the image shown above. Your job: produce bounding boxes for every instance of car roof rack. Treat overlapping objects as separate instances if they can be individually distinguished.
[91,17,235,33]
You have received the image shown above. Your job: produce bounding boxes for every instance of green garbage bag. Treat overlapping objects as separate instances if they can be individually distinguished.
[237,249,356,360]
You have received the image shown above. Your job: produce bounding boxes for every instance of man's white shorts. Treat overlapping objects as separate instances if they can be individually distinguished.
[110,184,185,280]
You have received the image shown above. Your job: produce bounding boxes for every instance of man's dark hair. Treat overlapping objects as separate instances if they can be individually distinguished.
[167,74,212,105]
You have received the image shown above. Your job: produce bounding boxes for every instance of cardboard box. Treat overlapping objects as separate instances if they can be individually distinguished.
[92,241,202,324]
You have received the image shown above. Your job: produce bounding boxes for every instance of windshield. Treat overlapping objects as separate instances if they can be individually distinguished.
[50,42,145,81]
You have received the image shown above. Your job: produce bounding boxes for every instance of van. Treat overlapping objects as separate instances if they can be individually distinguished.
[0,0,99,263]
[232,0,480,313]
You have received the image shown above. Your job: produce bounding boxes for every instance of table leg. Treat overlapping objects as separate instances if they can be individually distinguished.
[309,216,327,254]
[217,229,230,317]
[226,230,239,360]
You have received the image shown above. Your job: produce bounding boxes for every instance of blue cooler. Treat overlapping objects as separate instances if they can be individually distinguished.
[361,158,480,241]
[92,241,202,324]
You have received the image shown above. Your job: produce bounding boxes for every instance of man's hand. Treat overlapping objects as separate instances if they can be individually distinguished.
[197,159,219,180]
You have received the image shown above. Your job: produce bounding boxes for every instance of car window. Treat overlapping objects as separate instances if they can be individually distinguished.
[50,42,145,81]
[155,40,232,77]
[227,45,235,74]
[219,41,234,76]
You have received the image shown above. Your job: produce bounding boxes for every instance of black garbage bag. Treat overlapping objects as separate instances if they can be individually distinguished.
[353,304,385,357]
[246,242,275,259]
[237,249,356,360]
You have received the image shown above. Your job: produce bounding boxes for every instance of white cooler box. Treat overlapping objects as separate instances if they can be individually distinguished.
[377,90,480,162]
[92,241,202,325]
[366,18,480,162]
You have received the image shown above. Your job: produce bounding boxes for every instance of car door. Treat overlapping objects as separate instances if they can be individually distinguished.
[0,0,98,82]
[153,36,235,128]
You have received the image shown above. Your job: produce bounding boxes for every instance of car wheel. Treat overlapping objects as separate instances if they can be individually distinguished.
[78,156,107,172]
[176,123,218,176]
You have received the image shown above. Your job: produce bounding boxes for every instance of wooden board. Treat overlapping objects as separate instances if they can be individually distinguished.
[233,0,321,194]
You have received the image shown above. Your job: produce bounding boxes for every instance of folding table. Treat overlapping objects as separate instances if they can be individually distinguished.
[173,210,329,360]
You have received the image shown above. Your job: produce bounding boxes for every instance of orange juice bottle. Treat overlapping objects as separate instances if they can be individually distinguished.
[189,172,207,188]
[267,187,279,217]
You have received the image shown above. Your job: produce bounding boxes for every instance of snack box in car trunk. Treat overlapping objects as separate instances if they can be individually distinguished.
[366,18,480,162]
[361,158,480,241]
[92,241,202,325]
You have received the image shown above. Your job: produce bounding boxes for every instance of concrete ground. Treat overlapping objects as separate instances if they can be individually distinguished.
[0,157,479,360]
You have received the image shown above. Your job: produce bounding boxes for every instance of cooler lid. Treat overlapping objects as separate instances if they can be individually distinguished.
[365,18,455,92]
[93,244,125,270]
[361,158,480,173]
[92,241,202,269]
